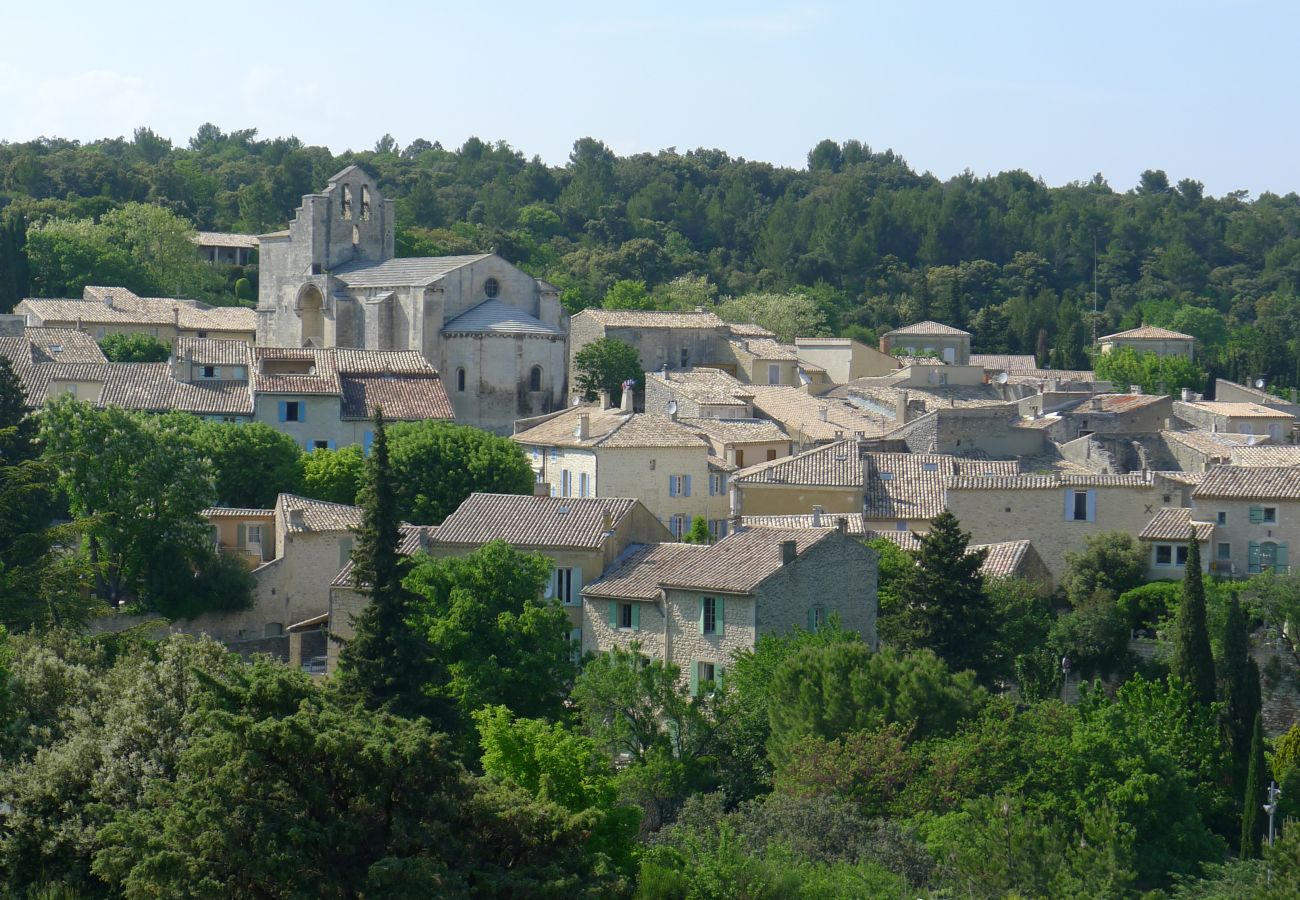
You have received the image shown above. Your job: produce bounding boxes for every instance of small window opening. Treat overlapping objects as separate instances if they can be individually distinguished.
[456,368,466,392]
[361,185,371,221]
[484,277,500,299]
[341,184,353,220]
[529,365,543,392]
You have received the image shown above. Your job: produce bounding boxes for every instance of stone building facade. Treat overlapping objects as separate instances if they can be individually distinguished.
[255,166,567,433]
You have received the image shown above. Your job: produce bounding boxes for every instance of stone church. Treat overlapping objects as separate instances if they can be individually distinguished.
[256,166,568,433]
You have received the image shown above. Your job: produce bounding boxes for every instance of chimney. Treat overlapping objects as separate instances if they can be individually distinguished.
[896,392,910,425]
[575,413,590,440]
[779,539,797,566]
[835,516,848,534]
[811,505,824,527]
[598,390,611,410]
[172,306,180,328]
[1180,388,1193,402]
[288,508,304,529]
[818,406,828,422]
[601,510,613,535]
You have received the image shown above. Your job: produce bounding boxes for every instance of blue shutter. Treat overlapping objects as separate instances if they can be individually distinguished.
[235,522,246,549]
[1249,542,1261,574]
[698,598,705,635]
[299,402,305,423]
[1063,490,1072,520]
[684,475,692,497]
[807,607,816,631]
[630,603,640,631]
[1085,490,1097,523]
[1250,506,1264,524]
[278,400,287,422]
[1278,543,1290,573]
[363,431,373,455]
[327,440,336,450]
[669,476,678,497]
[572,568,583,603]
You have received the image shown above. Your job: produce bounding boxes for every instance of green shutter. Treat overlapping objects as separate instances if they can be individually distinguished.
[1278,543,1290,572]
[717,597,725,637]
[689,661,699,697]
[1249,542,1261,573]
[630,603,640,631]
[608,602,618,628]
[807,607,815,631]
[236,522,246,549]
[698,598,705,635]
[1250,506,1264,524]
[717,666,725,690]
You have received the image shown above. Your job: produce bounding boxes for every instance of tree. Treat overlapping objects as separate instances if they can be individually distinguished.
[1094,346,1206,395]
[98,332,171,363]
[1240,712,1267,859]
[572,337,641,404]
[406,541,575,749]
[334,411,438,719]
[1174,539,1216,707]
[1060,531,1146,605]
[301,444,366,505]
[386,420,535,524]
[715,291,826,343]
[880,512,996,680]
[1220,592,1260,789]
[185,419,303,508]
[682,515,711,544]
[601,278,653,310]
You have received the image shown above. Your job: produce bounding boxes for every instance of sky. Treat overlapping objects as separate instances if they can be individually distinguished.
[1,1,1295,197]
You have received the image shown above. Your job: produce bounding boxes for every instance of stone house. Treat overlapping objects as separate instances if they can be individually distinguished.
[879,321,971,364]
[746,385,894,450]
[725,337,804,386]
[1213,378,1300,418]
[205,506,277,569]
[255,166,567,434]
[581,525,878,690]
[1174,400,1294,439]
[16,286,256,344]
[794,337,899,382]
[326,493,671,671]
[513,404,730,539]
[568,308,730,392]
[194,232,259,267]
[1190,466,1300,578]
[1161,429,1260,473]
[1137,508,1214,581]
[684,417,792,470]
[1097,325,1195,361]
[645,369,755,419]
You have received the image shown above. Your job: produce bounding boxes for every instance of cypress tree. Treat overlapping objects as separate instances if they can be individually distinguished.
[1173,538,1215,706]
[1219,593,1258,788]
[335,409,438,719]
[1240,711,1267,858]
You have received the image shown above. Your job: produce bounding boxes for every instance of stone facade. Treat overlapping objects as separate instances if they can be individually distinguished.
[793,338,899,382]
[255,166,567,433]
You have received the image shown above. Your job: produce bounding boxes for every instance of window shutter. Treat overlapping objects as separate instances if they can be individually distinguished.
[236,522,246,548]
[1278,543,1290,571]
[327,440,336,450]
[630,603,640,631]
[684,475,692,497]
[717,666,725,690]
[572,568,583,602]
[278,401,287,422]
[717,597,725,637]
[1085,490,1097,523]
[608,602,618,628]
[363,431,373,454]
[807,607,816,631]
[689,662,699,698]
[669,476,678,497]
[698,598,705,635]
[298,403,305,424]
[1063,490,1072,520]
[1250,506,1264,524]
[1249,542,1261,572]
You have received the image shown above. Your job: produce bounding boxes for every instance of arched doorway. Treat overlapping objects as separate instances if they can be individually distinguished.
[297,285,324,348]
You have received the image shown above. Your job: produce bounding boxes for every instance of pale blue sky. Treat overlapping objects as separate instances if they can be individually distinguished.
[3,1,1294,197]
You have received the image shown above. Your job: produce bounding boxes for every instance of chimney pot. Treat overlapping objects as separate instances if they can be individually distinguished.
[620,386,634,412]
[835,516,848,534]
[818,406,828,422]
[811,505,823,527]
[576,413,590,440]
[601,509,613,534]
[598,389,611,410]
[780,539,797,566]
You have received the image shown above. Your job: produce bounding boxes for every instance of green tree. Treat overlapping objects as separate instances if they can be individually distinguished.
[301,444,366,505]
[715,291,826,343]
[1095,346,1206,395]
[185,419,304,508]
[98,332,171,363]
[1220,592,1259,788]
[573,337,642,404]
[1240,712,1267,859]
[1175,539,1216,707]
[601,278,653,310]
[1060,531,1146,605]
[682,515,711,544]
[406,540,575,747]
[880,512,996,680]
[386,420,535,524]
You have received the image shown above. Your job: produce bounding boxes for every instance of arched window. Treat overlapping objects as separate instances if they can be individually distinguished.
[456,367,466,392]
[341,184,353,220]
[529,365,543,392]
[484,277,500,299]
[361,185,372,221]
[351,224,360,246]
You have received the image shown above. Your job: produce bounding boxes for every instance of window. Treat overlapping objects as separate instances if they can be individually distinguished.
[553,568,579,605]
[456,368,466,392]
[680,348,689,368]
[1156,544,1189,567]
[610,601,639,630]
[1218,542,1231,560]
[808,605,826,632]
[1217,511,1227,526]
[280,401,302,422]
[246,525,263,546]
[1264,507,1278,524]
[341,184,353,220]
[735,448,745,467]
[767,363,781,384]
[484,277,500,298]
[529,365,543,392]
[561,469,572,497]
[697,661,716,688]
[579,472,590,497]
[879,471,894,481]
[360,185,371,221]
[895,521,907,531]
[766,448,777,461]
[1066,489,1095,522]
[921,462,939,472]
[669,474,692,497]
[313,440,329,450]
[202,365,216,379]
[1176,545,1189,566]
[700,596,720,636]
[550,447,559,463]
[709,473,726,496]
[708,519,729,540]
[670,514,688,539]
[197,330,208,339]
[352,224,360,246]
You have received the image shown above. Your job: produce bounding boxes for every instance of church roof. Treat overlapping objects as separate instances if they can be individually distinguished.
[333,255,490,287]
[441,299,564,336]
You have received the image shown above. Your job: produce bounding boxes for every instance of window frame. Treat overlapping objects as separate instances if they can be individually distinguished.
[1155,544,1173,566]
[702,596,718,636]
[484,277,501,299]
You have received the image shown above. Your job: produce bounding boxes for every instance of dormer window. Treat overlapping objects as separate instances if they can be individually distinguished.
[484,277,500,299]
[49,343,63,354]
[921,462,938,472]
[361,185,371,221]
[341,185,353,220]
[879,472,893,481]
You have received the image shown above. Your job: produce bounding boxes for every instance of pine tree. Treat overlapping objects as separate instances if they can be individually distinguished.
[1173,538,1215,706]
[881,511,993,680]
[1219,592,1259,788]
[335,409,438,719]
[1240,711,1267,858]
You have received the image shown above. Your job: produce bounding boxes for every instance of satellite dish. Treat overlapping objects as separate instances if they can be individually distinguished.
[797,369,812,386]
[666,399,678,416]
[1255,378,1267,389]
[995,371,1010,385]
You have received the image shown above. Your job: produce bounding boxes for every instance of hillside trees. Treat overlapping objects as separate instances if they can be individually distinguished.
[386,420,535,524]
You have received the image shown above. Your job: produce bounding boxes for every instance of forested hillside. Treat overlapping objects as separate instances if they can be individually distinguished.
[4,126,1300,385]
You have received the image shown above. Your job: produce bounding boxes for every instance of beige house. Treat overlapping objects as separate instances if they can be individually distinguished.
[685,417,791,470]
[879,321,971,364]
[1213,378,1300,418]
[794,337,899,383]
[206,506,278,569]
[943,472,1182,585]
[568,308,732,390]
[725,337,805,386]
[582,525,878,690]
[1174,400,1294,439]
[645,369,755,419]
[513,405,730,539]
[1137,508,1213,581]
[1190,466,1300,578]
[1097,325,1195,361]
[16,286,256,344]
[327,494,672,671]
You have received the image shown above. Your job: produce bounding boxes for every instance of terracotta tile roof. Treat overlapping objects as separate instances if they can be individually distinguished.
[333,254,489,287]
[512,408,709,450]
[708,454,737,473]
[863,529,924,551]
[173,337,252,367]
[1162,429,1245,456]
[1139,508,1214,542]
[82,285,140,304]
[683,417,789,445]
[864,452,1018,520]
[203,507,274,518]
[1154,470,1204,486]
[1070,393,1170,413]
[734,440,863,488]
[1177,401,1294,419]
[969,354,1039,371]
[1099,325,1194,341]
[434,494,641,549]
[725,322,776,337]
[945,472,1157,491]
[1229,446,1300,467]
[883,320,970,337]
[0,328,107,365]
[1193,466,1300,500]
[971,540,1038,577]
[193,231,260,249]
[584,527,840,599]
[279,494,363,533]
[744,513,869,533]
[578,309,725,329]
[339,373,453,421]
[646,370,753,407]
[20,362,255,416]
[728,337,798,361]
[747,385,893,441]
[21,292,255,332]
[333,349,436,374]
